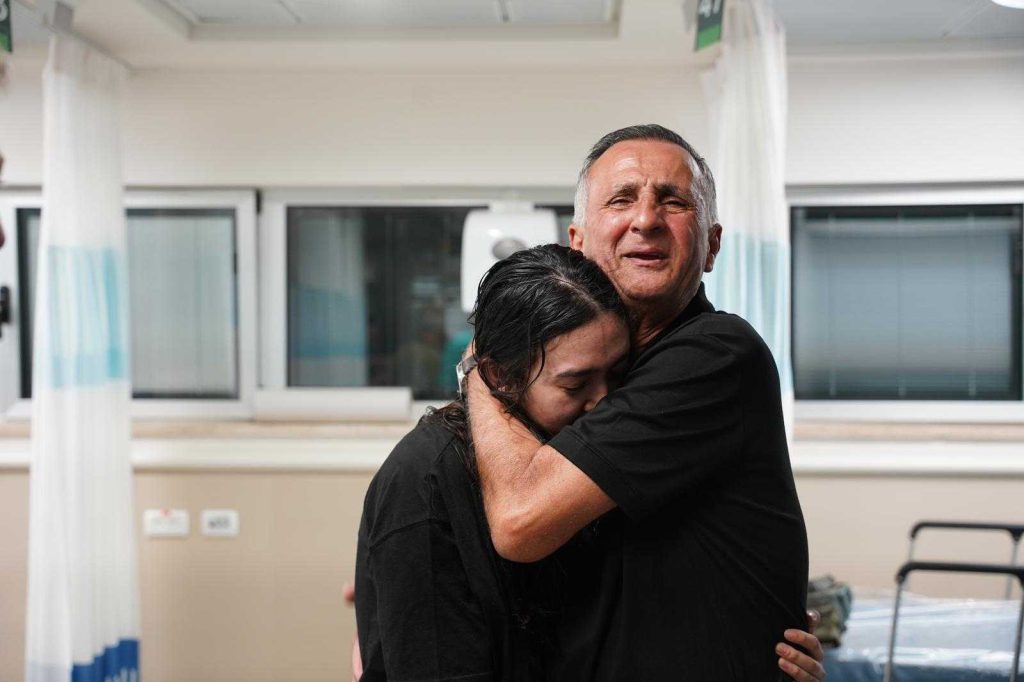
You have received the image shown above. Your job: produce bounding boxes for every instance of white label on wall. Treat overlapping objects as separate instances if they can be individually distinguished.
[143,509,189,537]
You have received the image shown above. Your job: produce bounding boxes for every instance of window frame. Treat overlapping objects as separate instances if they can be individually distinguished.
[0,189,259,420]
[258,187,574,419]
[789,182,1024,423]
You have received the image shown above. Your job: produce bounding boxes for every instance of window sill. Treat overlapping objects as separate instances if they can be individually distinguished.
[1,419,1024,477]
[794,420,1024,442]
[0,418,417,441]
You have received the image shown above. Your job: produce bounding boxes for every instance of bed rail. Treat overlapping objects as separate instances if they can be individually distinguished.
[907,520,1024,599]
[883,561,1024,682]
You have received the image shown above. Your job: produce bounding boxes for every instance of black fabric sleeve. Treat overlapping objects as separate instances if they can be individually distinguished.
[363,521,494,682]
[548,330,745,521]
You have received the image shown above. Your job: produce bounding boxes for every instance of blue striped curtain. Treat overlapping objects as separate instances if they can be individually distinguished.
[702,0,792,430]
[25,37,140,682]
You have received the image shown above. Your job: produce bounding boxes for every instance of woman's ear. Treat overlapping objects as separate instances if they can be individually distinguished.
[476,357,503,392]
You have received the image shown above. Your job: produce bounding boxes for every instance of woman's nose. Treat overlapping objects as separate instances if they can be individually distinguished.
[584,383,610,412]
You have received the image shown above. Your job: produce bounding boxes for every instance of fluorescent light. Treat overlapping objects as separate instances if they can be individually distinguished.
[991,0,1024,9]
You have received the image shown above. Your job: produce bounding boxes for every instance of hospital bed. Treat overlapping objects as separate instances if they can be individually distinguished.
[824,521,1024,682]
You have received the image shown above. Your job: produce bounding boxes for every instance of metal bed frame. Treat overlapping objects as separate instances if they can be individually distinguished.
[883,521,1024,682]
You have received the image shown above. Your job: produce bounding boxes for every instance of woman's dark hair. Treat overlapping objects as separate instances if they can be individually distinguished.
[425,244,627,663]
[429,243,628,443]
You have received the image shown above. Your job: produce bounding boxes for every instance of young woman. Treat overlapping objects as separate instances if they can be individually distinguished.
[354,244,823,681]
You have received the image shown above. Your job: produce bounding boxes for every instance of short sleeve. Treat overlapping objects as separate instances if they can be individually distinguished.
[547,329,745,520]
[361,522,494,682]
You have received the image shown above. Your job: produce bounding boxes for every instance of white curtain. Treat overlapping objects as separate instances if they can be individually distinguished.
[288,209,368,386]
[25,37,139,682]
[701,0,792,431]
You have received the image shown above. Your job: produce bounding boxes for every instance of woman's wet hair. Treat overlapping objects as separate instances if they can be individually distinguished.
[429,243,629,442]
[426,243,628,652]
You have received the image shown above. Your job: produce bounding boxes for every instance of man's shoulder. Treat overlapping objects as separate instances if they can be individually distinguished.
[652,310,768,361]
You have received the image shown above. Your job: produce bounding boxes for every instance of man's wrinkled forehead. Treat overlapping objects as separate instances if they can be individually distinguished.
[586,139,700,190]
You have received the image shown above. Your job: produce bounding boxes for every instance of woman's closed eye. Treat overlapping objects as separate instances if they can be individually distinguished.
[560,382,587,395]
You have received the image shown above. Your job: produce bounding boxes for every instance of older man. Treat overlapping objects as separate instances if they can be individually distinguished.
[467,124,815,680]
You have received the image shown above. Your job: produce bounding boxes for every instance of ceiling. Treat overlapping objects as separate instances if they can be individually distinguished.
[5,0,1024,70]
[776,0,1024,44]
[160,0,618,29]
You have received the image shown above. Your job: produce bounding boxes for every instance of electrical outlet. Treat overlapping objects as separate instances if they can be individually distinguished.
[201,509,240,537]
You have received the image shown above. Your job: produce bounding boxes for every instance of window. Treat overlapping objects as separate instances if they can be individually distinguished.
[287,206,476,400]
[0,191,257,418]
[260,190,575,407]
[792,203,1023,402]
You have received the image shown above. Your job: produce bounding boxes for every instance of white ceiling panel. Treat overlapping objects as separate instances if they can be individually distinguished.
[507,0,614,25]
[172,0,297,24]
[774,0,1024,44]
[949,3,1024,39]
[287,0,501,28]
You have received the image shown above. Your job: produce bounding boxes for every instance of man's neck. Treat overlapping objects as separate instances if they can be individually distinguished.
[628,278,707,349]
[630,293,694,350]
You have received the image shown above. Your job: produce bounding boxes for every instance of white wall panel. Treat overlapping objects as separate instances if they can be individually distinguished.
[1,54,1021,188]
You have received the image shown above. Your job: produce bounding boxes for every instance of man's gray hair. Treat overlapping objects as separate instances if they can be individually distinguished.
[572,124,718,230]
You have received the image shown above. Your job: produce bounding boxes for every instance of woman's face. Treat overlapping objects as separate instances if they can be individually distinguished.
[521,311,631,437]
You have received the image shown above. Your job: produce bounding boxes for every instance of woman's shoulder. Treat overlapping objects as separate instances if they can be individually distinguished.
[361,417,466,542]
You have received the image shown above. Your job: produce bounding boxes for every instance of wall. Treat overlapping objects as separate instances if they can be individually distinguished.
[3,53,1023,188]
[0,465,373,682]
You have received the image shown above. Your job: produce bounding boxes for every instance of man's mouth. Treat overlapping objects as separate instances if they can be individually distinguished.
[623,249,668,265]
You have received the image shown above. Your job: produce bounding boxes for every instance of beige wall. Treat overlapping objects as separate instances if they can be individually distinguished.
[2,460,1023,681]
[0,466,375,682]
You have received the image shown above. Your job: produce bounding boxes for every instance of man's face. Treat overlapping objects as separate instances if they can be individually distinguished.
[569,139,720,311]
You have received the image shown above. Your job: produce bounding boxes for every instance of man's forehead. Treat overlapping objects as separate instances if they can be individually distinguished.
[589,139,696,186]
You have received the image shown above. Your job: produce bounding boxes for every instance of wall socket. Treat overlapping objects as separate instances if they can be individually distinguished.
[201,509,240,537]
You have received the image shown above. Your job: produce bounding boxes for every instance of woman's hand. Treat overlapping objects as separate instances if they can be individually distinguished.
[776,610,826,681]
[344,582,363,682]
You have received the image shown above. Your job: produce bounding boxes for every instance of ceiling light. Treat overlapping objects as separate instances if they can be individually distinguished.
[991,0,1024,9]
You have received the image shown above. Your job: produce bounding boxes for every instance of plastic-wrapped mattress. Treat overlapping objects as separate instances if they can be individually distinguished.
[824,591,1023,681]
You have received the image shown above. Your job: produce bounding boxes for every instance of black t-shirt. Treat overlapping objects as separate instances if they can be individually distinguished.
[356,418,565,682]
[548,285,809,681]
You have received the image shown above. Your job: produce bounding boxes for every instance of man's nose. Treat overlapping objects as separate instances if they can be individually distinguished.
[629,196,663,234]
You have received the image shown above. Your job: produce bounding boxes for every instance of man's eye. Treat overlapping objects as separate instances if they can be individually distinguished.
[562,383,585,394]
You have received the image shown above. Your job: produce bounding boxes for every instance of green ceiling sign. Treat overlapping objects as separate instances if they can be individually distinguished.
[695,0,725,51]
[0,0,11,53]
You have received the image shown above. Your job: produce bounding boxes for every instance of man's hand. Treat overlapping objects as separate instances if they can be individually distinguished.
[466,370,614,562]
[776,610,826,681]
[344,582,362,682]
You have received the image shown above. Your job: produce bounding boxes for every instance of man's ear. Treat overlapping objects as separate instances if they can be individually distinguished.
[704,223,723,273]
[568,223,585,251]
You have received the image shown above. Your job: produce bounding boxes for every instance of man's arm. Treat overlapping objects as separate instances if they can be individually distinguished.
[466,371,615,563]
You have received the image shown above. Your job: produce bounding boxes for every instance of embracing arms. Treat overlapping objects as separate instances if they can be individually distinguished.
[465,370,615,563]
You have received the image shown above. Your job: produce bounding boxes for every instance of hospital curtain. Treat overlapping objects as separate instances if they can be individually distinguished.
[287,208,369,386]
[25,36,140,682]
[701,0,792,431]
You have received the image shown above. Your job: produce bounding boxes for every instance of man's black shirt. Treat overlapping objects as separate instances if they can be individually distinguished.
[548,284,809,680]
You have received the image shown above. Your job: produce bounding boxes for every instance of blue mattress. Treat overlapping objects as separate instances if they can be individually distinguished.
[824,592,1022,681]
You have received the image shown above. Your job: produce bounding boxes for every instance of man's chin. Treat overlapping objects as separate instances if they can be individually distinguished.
[620,284,675,306]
